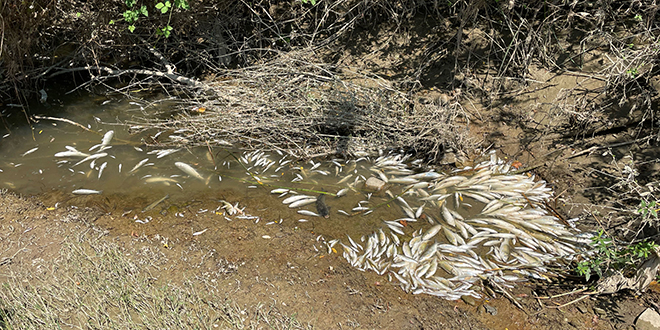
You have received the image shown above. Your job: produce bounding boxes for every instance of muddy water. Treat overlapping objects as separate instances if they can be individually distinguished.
[0,94,433,243]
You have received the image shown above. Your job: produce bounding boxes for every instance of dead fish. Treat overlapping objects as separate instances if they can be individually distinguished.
[72,189,102,195]
[175,162,205,181]
[142,194,170,213]
[336,188,349,197]
[289,198,318,208]
[388,177,419,184]
[129,158,150,173]
[282,194,314,204]
[54,150,90,158]
[415,204,425,218]
[144,177,179,184]
[423,224,443,241]
[192,228,208,236]
[90,130,114,151]
[73,153,107,167]
[316,194,330,218]
[298,210,320,217]
[148,148,180,159]
[98,162,107,179]
[441,204,456,227]
[21,147,38,157]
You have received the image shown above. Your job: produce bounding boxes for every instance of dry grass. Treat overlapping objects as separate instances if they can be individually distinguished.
[0,238,310,329]
[128,50,472,159]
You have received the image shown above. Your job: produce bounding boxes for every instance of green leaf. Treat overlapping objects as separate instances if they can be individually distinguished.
[174,0,190,9]
[125,0,137,8]
[139,5,148,16]
[128,25,136,33]
[156,1,171,13]
[76,12,81,18]
[109,20,115,25]
[123,10,139,23]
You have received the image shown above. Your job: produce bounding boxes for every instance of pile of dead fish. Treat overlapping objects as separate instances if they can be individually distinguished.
[255,151,586,300]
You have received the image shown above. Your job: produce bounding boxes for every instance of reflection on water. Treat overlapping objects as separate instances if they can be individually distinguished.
[0,94,582,301]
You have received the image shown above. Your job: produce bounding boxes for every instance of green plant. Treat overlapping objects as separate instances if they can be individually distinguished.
[577,230,658,281]
[300,0,317,5]
[110,0,189,37]
[638,200,659,222]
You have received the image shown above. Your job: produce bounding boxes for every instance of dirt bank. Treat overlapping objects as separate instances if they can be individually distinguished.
[0,183,654,329]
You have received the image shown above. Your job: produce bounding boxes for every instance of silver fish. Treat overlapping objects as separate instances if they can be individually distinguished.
[129,158,150,173]
[54,150,90,158]
[157,149,180,158]
[388,177,419,184]
[73,153,107,167]
[289,198,318,208]
[297,210,320,217]
[21,147,38,157]
[98,162,107,179]
[441,204,456,227]
[175,162,205,181]
[192,228,208,236]
[282,194,313,204]
[90,130,114,151]
[72,189,102,195]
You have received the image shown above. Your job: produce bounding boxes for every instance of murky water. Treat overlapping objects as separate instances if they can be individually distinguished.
[0,93,582,300]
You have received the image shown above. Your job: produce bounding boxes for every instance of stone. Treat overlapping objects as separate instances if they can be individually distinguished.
[636,308,660,330]
[364,177,385,192]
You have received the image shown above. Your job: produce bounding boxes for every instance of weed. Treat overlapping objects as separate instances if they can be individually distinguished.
[577,230,658,281]
[111,0,189,37]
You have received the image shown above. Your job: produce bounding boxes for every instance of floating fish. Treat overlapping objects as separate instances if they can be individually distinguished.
[98,162,107,179]
[73,153,107,167]
[21,147,38,157]
[174,162,205,181]
[90,130,114,151]
[144,177,179,184]
[72,189,102,195]
[282,194,314,204]
[55,150,90,158]
[129,158,150,173]
[289,198,318,208]
[298,210,320,217]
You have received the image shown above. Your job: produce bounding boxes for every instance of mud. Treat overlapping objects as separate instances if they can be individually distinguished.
[0,180,652,329]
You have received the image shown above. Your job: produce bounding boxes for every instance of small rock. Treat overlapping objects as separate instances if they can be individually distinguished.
[636,308,660,330]
[477,305,486,315]
[483,304,497,316]
[461,295,476,306]
[364,177,385,192]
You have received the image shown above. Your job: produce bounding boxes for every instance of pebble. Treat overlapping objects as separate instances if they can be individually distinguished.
[636,308,660,330]
[483,304,497,316]
[461,295,476,306]
[364,177,385,192]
